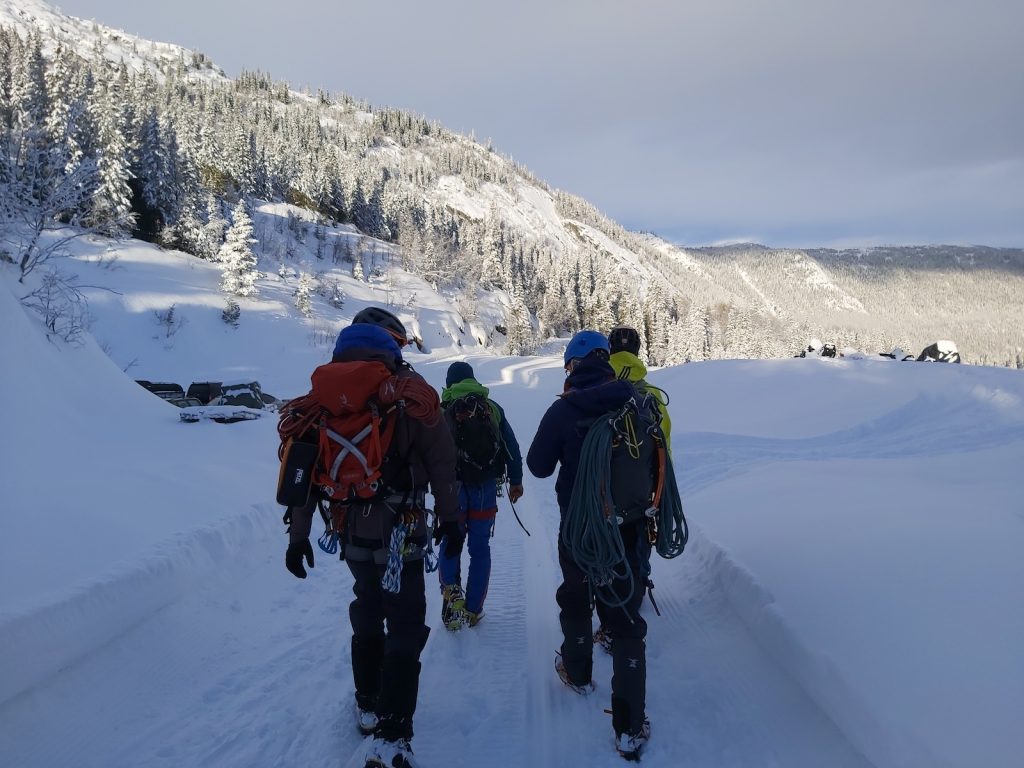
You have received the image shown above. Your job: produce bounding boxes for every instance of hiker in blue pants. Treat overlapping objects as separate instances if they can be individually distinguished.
[437,361,524,629]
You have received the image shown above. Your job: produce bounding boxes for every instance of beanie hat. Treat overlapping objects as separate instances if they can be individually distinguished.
[445,361,475,387]
[333,323,402,360]
[608,326,641,356]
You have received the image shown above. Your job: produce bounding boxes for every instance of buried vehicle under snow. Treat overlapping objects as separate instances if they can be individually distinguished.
[179,380,278,424]
[917,340,961,363]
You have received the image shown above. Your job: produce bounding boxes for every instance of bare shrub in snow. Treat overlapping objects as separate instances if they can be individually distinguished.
[20,269,90,344]
[153,304,187,339]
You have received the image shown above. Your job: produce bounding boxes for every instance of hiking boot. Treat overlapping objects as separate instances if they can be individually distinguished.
[364,736,418,768]
[466,610,484,627]
[356,705,378,736]
[615,718,651,762]
[555,653,595,695]
[441,585,468,631]
[594,625,612,655]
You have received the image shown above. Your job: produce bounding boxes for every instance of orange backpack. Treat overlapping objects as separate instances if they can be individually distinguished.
[278,360,401,504]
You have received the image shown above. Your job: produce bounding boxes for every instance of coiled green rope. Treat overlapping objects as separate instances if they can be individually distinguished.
[561,397,689,609]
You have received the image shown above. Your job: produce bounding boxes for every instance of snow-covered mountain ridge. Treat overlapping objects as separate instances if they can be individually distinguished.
[2,0,1022,365]
[0,0,224,79]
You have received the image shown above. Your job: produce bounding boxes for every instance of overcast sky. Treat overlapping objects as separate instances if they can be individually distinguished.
[52,0,1024,247]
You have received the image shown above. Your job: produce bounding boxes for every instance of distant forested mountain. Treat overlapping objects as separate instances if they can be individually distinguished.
[2,0,1021,366]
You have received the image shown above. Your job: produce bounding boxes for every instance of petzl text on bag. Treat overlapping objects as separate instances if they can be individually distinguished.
[276,439,319,507]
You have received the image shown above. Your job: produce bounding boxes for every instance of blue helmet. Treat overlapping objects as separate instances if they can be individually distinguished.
[564,330,610,366]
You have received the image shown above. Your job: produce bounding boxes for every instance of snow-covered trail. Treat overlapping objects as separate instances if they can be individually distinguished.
[0,358,872,768]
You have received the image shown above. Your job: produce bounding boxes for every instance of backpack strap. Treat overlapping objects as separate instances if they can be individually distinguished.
[326,420,375,478]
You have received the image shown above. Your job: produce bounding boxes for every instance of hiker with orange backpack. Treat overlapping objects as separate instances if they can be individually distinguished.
[436,361,524,630]
[280,307,461,768]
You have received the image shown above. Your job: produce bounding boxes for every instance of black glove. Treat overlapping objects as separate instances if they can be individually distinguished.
[434,520,465,558]
[286,539,315,579]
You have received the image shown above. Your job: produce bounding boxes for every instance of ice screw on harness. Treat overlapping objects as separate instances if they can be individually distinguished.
[381,506,422,593]
[381,518,410,593]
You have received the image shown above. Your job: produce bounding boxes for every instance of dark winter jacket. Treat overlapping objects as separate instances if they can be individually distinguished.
[526,356,637,512]
[441,378,524,485]
[288,347,459,558]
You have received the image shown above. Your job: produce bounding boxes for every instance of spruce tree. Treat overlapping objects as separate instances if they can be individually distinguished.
[86,79,133,234]
[219,199,259,296]
[294,271,314,317]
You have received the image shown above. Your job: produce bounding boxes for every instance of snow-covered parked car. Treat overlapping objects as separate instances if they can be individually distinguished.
[179,380,278,423]
[877,347,916,361]
[917,340,961,363]
[210,380,265,409]
[179,405,265,424]
[136,380,185,400]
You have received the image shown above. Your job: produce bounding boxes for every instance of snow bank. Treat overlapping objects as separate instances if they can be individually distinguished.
[0,278,280,703]
[0,503,275,705]
[656,357,1024,768]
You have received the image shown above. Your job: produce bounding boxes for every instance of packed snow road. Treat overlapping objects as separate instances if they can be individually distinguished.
[0,357,872,768]
[0,507,870,768]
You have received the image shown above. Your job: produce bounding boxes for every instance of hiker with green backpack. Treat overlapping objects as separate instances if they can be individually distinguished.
[436,361,524,630]
[526,330,687,762]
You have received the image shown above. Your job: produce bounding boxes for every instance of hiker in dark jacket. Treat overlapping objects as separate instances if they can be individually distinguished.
[436,361,524,629]
[527,330,651,760]
[284,310,460,768]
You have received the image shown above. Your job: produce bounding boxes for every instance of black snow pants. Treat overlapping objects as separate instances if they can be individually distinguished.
[556,521,648,735]
[347,558,430,741]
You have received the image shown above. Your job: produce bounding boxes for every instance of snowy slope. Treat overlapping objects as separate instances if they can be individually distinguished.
[29,209,501,398]
[3,244,1024,767]
[0,0,225,80]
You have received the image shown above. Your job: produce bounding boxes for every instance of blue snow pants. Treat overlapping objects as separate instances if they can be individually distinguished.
[438,478,497,614]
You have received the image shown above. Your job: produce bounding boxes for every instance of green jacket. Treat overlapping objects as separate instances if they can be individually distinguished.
[441,378,524,485]
[609,351,673,455]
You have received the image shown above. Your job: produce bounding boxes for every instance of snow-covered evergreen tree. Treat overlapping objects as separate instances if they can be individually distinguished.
[218,199,259,296]
[294,271,313,317]
[505,291,535,356]
[85,79,133,234]
[203,194,227,260]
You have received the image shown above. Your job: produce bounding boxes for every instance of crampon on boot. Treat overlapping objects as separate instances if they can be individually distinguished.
[554,652,595,695]
[441,584,468,631]
[614,718,651,762]
[593,625,612,655]
[466,610,484,627]
[364,736,417,768]
[356,705,378,736]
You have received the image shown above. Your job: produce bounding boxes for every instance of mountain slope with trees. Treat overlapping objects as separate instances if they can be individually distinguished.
[2,0,1021,366]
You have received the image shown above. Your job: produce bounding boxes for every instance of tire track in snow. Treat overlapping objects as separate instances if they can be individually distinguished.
[414,500,531,766]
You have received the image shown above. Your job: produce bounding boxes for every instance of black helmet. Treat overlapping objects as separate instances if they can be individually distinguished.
[352,306,408,346]
[608,326,641,356]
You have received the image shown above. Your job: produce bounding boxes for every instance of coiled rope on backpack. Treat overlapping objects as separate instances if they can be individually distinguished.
[562,396,689,608]
[654,450,688,559]
[562,407,635,610]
